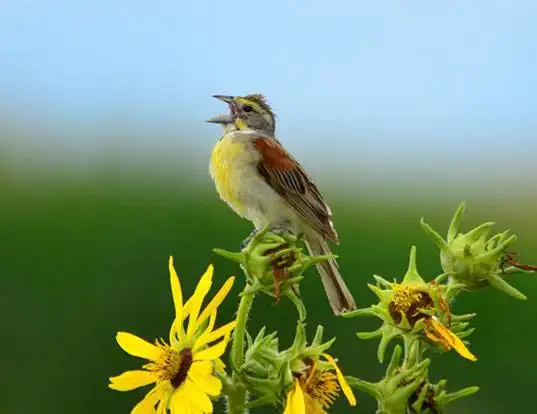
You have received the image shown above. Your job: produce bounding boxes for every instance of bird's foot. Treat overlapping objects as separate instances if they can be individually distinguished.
[240,228,259,250]
[240,225,298,250]
[268,224,294,238]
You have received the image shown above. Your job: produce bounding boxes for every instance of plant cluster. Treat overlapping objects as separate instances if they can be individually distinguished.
[108,203,535,413]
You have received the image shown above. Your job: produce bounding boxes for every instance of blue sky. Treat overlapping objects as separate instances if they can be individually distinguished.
[1,0,536,168]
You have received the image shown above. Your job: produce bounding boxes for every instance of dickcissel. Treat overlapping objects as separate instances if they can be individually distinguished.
[207,94,356,315]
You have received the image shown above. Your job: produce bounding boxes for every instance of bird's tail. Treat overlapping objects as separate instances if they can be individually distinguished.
[304,234,357,315]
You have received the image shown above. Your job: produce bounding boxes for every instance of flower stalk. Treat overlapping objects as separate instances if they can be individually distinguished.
[214,228,354,413]
[227,289,256,414]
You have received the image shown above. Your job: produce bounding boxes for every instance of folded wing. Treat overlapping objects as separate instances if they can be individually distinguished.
[254,136,339,242]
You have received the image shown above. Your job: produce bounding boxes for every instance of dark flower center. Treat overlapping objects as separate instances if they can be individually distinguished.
[170,348,193,388]
[389,287,434,326]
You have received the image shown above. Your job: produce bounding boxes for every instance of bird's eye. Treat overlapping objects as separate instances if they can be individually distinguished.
[243,105,253,112]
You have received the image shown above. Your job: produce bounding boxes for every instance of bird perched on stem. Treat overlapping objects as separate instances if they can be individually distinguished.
[207,94,356,315]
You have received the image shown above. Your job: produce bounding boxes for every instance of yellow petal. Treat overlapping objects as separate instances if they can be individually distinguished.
[195,320,237,351]
[171,300,192,345]
[195,276,235,329]
[132,399,156,414]
[304,393,325,414]
[428,318,477,361]
[193,311,218,348]
[186,378,214,412]
[169,318,183,347]
[284,380,306,414]
[169,256,184,324]
[208,310,217,333]
[132,383,168,414]
[283,394,291,414]
[423,325,447,349]
[186,265,214,338]
[169,384,197,414]
[109,370,157,391]
[167,388,185,414]
[182,297,193,321]
[155,399,166,414]
[132,395,157,414]
[322,353,357,406]
[194,334,230,361]
[188,361,222,396]
[116,332,161,361]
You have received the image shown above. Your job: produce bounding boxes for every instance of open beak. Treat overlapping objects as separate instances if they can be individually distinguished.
[206,113,233,124]
[212,95,234,103]
[208,95,238,124]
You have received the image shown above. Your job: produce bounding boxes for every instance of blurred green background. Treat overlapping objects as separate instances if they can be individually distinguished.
[2,156,536,413]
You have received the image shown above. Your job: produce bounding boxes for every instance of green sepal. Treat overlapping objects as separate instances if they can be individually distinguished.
[488,273,527,300]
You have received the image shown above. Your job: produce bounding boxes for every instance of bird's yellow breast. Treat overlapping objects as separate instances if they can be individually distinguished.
[210,137,247,211]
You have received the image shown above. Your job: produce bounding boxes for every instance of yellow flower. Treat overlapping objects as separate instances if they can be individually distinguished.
[284,353,356,414]
[390,282,477,361]
[109,257,237,413]
[389,282,476,362]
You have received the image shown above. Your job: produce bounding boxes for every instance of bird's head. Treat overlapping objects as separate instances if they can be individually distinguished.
[207,94,276,135]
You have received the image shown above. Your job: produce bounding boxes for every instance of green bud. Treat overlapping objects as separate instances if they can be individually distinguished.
[235,327,288,407]
[283,324,336,366]
[421,202,526,299]
[214,226,336,318]
[347,345,478,413]
[347,345,430,414]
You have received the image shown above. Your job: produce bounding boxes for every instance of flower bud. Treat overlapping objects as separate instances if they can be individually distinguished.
[347,345,478,414]
[421,202,525,299]
[236,327,288,408]
[214,226,336,319]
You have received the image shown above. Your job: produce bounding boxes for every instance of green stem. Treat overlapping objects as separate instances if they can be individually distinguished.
[231,289,255,368]
[227,287,255,414]
[402,336,415,368]
[402,336,423,369]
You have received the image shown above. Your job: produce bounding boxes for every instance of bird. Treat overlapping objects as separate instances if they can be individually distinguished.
[207,93,356,315]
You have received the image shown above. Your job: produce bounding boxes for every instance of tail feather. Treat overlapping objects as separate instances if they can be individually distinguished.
[304,235,357,315]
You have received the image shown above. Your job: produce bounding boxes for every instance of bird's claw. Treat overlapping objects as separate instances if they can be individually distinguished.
[268,225,294,238]
[240,228,259,250]
[240,225,295,250]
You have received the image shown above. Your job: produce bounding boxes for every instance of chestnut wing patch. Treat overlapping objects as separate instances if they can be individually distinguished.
[254,137,337,241]
[254,138,296,171]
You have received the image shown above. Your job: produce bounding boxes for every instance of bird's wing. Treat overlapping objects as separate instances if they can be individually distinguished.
[253,136,339,242]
